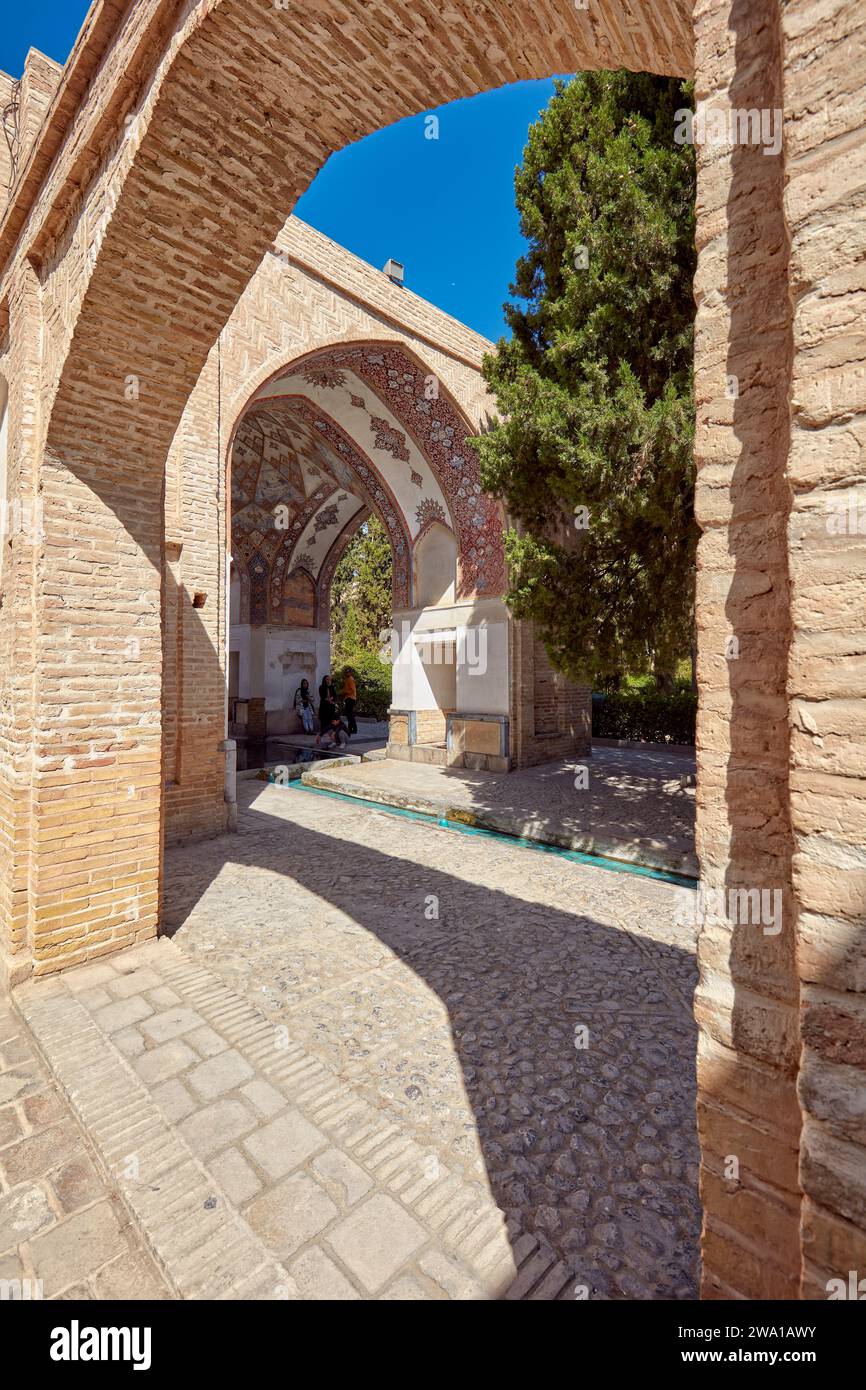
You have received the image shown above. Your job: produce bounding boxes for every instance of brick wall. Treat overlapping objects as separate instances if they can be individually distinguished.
[783,0,866,1298]
[415,709,449,745]
[692,0,798,1299]
[16,51,62,179]
[510,623,592,769]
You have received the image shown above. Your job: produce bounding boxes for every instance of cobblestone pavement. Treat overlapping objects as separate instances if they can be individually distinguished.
[0,994,172,1300]
[302,744,697,877]
[159,778,702,1298]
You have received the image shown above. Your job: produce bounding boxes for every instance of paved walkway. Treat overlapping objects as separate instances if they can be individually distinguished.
[0,993,171,1300]
[303,744,697,877]
[165,779,700,1296]
[9,772,701,1300]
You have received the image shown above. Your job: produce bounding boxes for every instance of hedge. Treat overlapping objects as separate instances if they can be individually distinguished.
[592,690,696,745]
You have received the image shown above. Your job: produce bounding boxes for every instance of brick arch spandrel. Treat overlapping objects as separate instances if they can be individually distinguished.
[218,255,495,443]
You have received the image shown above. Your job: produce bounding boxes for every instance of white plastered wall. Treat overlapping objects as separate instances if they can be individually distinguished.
[391,596,509,716]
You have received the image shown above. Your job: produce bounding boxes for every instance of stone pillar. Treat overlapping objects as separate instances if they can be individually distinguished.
[220,738,238,832]
[782,0,866,1297]
[692,0,801,1298]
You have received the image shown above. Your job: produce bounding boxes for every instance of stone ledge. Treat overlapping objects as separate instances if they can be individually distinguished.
[299,762,699,879]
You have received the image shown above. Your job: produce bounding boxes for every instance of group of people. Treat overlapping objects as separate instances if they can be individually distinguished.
[293,670,358,750]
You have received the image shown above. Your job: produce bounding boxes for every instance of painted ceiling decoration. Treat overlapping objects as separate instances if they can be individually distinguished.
[230,341,500,626]
[286,397,410,607]
[292,344,507,597]
[231,396,411,612]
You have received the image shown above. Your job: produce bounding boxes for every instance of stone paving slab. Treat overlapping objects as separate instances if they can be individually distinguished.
[0,993,172,1301]
[15,940,572,1300]
[299,745,698,877]
[8,765,701,1301]
[163,779,700,1298]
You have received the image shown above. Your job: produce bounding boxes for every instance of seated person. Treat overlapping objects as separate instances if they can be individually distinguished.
[316,715,350,751]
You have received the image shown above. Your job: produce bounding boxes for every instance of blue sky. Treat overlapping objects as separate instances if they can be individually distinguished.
[1,5,568,340]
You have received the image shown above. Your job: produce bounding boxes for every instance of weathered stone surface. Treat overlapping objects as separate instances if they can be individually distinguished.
[326,1193,426,1293]
[290,1246,361,1300]
[135,1039,197,1085]
[0,1182,54,1251]
[178,1099,257,1158]
[188,1049,254,1101]
[27,1201,127,1294]
[243,1111,326,1181]
[246,1173,338,1260]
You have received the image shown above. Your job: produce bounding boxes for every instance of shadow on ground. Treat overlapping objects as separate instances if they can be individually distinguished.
[162,780,701,1298]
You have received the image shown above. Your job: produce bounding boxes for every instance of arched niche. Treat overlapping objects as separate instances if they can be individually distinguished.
[277,568,316,628]
[414,521,457,609]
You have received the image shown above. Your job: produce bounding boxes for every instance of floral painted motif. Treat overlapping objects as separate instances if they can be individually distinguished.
[369,415,411,463]
[415,497,447,531]
[300,344,505,597]
[302,366,346,390]
[313,503,341,533]
[248,551,269,626]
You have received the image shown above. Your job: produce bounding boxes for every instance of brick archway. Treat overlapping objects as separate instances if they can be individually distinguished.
[0,0,862,1303]
[233,339,507,600]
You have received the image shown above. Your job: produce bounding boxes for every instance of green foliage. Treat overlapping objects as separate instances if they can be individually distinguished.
[592,689,696,745]
[330,516,393,669]
[601,660,693,695]
[330,516,393,719]
[473,70,698,683]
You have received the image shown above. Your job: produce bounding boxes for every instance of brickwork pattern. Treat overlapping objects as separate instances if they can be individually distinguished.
[510,623,592,769]
[17,936,583,1299]
[692,0,800,1300]
[0,988,171,1299]
[782,0,866,1299]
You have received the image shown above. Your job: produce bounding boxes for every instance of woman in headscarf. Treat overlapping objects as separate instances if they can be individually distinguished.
[293,677,316,734]
[318,674,336,732]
